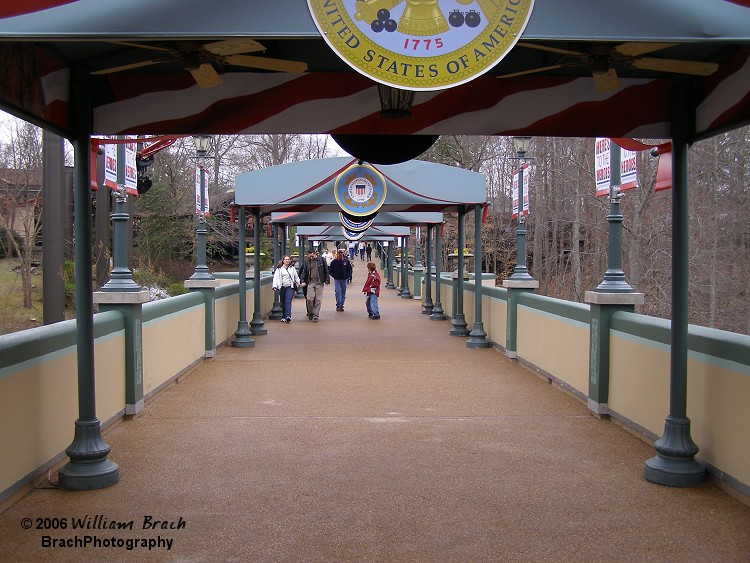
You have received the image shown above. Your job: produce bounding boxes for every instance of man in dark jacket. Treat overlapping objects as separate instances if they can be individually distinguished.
[298,250,330,322]
[328,248,353,311]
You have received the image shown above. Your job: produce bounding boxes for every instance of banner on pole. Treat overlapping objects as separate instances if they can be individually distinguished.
[104,136,118,189]
[595,138,638,196]
[512,164,531,219]
[123,136,137,195]
[194,164,210,217]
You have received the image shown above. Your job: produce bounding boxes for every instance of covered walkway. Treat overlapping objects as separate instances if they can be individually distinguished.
[1,264,749,561]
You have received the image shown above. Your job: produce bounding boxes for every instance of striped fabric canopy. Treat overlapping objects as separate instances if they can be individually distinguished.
[0,0,749,141]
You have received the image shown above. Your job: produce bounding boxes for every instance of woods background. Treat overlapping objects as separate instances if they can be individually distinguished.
[1,123,748,336]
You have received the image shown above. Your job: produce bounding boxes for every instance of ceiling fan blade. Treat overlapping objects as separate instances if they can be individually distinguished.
[630,57,719,76]
[613,42,679,57]
[190,63,223,88]
[593,68,620,93]
[223,54,307,73]
[91,59,166,75]
[515,42,586,57]
[203,38,266,56]
[495,64,567,79]
[107,41,175,53]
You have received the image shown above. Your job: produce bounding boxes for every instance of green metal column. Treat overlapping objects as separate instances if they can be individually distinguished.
[233,205,254,348]
[422,225,434,314]
[250,207,267,335]
[430,223,446,320]
[58,71,119,489]
[451,206,469,336]
[401,235,412,299]
[269,223,283,320]
[385,240,396,289]
[42,130,66,324]
[467,204,490,348]
[645,79,705,487]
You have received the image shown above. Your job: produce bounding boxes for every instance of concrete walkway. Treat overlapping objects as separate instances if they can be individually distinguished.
[1,261,749,562]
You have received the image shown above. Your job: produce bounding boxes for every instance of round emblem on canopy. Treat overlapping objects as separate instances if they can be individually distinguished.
[334,163,387,217]
[342,227,366,241]
[307,0,535,91]
[340,211,377,232]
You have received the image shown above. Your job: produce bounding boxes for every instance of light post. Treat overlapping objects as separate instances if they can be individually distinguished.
[189,135,214,281]
[100,186,141,292]
[503,137,538,358]
[594,142,636,293]
[508,136,533,281]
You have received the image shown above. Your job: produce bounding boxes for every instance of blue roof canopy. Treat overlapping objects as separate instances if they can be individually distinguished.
[235,158,486,214]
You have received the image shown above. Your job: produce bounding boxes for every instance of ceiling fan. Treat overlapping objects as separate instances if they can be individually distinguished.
[91,39,308,88]
[497,42,719,93]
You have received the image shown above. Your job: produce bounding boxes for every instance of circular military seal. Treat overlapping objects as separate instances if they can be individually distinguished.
[340,211,377,232]
[307,0,534,91]
[334,163,387,216]
[342,226,366,241]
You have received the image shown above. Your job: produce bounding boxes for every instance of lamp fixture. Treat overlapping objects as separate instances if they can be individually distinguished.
[377,83,416,119]
[192,134,213,156]
[512,136,532,157]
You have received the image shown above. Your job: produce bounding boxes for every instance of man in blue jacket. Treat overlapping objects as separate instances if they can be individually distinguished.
[328,248,353,311]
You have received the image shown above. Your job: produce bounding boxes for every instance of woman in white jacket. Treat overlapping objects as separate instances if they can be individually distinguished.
[272,255,301,323]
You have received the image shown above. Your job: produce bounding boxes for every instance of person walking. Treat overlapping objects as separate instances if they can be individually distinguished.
[329,248,353,311]
[298,250,330,322]
[362,262,381,319]
[359,243,365,261]
[365,243,372,262]
[272,255,301,323]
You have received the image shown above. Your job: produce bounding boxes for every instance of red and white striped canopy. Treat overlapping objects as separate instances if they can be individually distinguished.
[0,0,749,141]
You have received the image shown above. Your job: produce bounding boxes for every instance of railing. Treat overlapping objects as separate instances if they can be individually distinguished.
[423,272,750,499]
[0,273,271,504]
[1,268,748,505]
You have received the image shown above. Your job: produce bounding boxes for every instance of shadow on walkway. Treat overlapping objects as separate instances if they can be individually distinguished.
[1,262,749,561]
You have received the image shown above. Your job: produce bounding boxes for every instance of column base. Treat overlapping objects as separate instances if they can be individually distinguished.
[232,321,255,348]
[268,307,283,320]
[450,315,470,336]
[587,398,609,416]
[250,313,267,335]
[57,419,120,491]
[644,416,706,487]
[466,322,491,348]
[430,303,446,321]
[125,399,144,416]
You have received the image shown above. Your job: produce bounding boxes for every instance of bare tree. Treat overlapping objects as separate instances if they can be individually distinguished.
[0,119,43,308]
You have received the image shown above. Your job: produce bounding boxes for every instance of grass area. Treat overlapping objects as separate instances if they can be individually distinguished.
[0,257,45,335]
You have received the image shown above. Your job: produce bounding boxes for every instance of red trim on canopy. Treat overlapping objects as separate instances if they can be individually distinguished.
[0,1,79,19]
[612,138,673,191]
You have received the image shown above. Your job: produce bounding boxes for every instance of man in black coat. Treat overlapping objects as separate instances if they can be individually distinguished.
[328,249,353,311]
[298,250,330,322]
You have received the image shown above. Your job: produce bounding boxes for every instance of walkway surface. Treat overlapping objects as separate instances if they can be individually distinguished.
[1,260,749,562]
